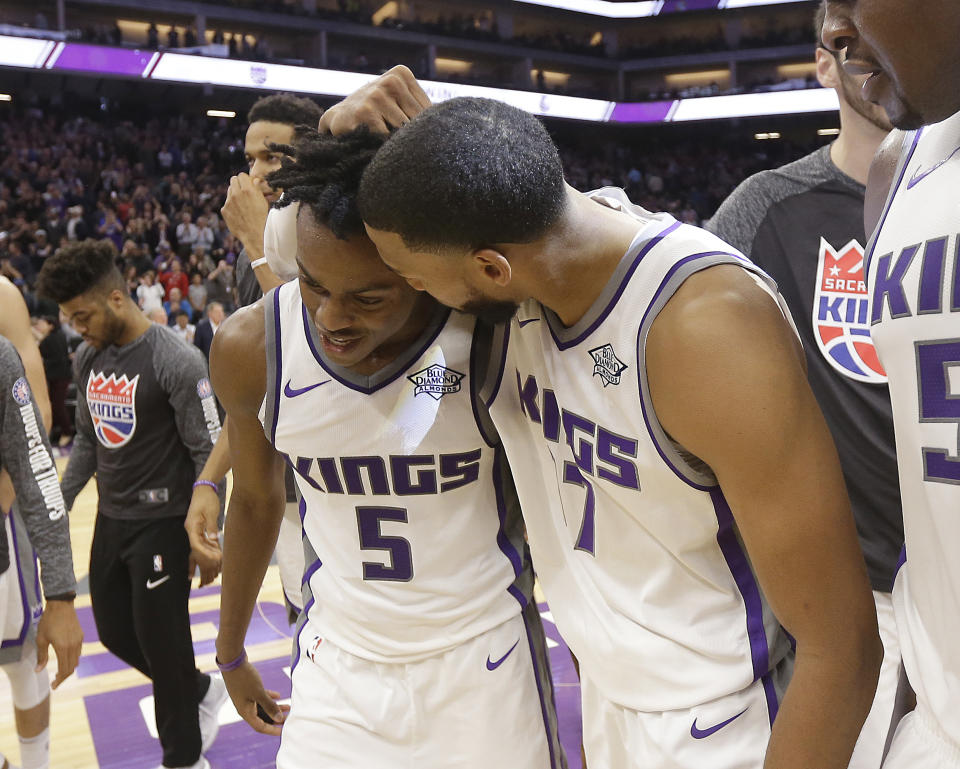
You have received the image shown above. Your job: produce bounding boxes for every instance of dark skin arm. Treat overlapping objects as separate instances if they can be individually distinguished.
[647,266,881,769]
[318,65,431,135]
[210,303,289,736]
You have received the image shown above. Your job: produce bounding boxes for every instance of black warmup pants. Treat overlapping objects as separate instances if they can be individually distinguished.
[89,513,210,768]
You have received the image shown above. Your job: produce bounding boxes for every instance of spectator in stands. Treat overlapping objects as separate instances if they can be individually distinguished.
[193,301,224,359]
[163,287,193,324]
[176,212,198,255]
[65,206,88,241]
[171,311,196,344]
[194,216,215,254]
[159,257,189,300]
[136,271,165,313]
[187,272,208,320]
[33,314,74,446]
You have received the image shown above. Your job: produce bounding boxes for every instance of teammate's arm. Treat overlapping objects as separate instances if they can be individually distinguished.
[59,350,99,511]
[221,175,285,294]
[210,305,289,736]
[185,425,231,586]
[646,265,882,769]
[0,278,52,431]
[318,64,431,135]
[0,341,82,687]
[864,129,906,237]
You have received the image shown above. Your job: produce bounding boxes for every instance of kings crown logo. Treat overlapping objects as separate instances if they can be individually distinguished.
[589,343,628,387]
[407,364,465,401]
[87,371,140,448]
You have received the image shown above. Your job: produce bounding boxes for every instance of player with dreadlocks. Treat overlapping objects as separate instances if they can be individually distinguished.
[210,126,566,768]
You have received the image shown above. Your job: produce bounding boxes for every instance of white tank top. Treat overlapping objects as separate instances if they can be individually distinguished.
[483,189,794,712]
[866,113,960,745]
[260,280,531,663]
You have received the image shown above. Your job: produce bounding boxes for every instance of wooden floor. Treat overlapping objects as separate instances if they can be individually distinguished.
[0,458,583,769]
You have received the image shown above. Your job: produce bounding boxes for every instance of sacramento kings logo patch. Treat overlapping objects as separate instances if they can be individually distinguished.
[407,364,465,400]
[589,343,628,386]
[813,238,886,384]
[87,371,140,448]
[197,377,213,399]
[249,65,268,85]
[11,377,31,406]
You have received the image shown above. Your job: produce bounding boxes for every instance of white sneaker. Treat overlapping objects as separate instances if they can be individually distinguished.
[199,674,229,752]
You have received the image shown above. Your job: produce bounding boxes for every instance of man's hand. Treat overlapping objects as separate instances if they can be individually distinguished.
[318,65,431,135]
[223,659,289,737]
[222,174,270,256]
[186,485,222,587]
[35,599,83,689]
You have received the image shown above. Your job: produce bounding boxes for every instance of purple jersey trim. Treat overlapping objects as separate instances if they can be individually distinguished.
[547,220,681,351]
[1,514,32,649]
[300,301,450,395]
[864,129,924,280]
[290,595,315,673]
[710,487,771,685]
[523,606,559,769]
[760,670,780,727]
[301,557,322,586]
[268,287,283,445]
[894,545,906,587]
[298,496,307,525]
[493,447,526,608]
[635,251,750,490]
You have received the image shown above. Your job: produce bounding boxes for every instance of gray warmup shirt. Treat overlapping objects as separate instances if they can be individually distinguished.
[60,324,221,519]
[706,145,903,592]
[0,337,76,596]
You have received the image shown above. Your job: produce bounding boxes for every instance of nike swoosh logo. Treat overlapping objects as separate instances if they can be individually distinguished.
[146,575,171,590]
[518,317,540,327]
[283,379,330,398]
[906,145,960,189]
[690,708,748,739]
[486,639,520,671]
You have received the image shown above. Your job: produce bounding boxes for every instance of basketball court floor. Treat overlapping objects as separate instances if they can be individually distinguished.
[0,457,584,768]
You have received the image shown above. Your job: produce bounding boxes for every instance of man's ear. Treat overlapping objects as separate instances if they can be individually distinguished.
[815,46,840,90]
[471,248,512,288]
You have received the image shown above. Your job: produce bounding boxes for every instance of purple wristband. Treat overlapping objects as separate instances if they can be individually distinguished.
[216,649,247,672]
[193,479,219,492]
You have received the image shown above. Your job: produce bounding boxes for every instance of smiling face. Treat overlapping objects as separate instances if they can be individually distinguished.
[364,226,520,324]
[298,209,434,374]
[245,120,295,203]
[822,0,960,128]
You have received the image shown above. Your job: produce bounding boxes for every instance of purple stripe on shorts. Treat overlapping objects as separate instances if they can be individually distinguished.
[761,670,779,727]
[710,488,770,683]
[290,596,315,673]
[522,608,558,769]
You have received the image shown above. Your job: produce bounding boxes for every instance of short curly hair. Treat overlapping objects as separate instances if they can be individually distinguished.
[37,239,124,303]
[265,126,385,240]
[248,93,323,128]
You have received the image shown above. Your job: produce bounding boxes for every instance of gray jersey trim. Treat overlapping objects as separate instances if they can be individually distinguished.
[468,320,500,448]
[263,286,282,445]
[522,600,569,769]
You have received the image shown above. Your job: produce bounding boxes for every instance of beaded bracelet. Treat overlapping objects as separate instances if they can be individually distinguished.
[193,479,219,493]
[215,649,247,673]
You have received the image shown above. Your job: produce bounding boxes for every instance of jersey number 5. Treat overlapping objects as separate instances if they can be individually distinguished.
[356,506,414,581]
[916,339,960,485]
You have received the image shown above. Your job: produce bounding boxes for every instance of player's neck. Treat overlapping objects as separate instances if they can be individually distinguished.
[115,301,153,347]
[524,188,642,328]
[830,117,889,186]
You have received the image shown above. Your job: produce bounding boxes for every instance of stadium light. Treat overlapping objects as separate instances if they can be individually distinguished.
[206,109,236,118]
[817,127,841,136]
[754,132,782,140]
[0,94,11,102]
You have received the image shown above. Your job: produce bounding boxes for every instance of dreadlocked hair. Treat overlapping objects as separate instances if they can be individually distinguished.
[265,126,385,240]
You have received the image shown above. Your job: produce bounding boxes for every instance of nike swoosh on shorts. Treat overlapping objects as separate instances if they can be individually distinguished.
[146,574,171,590]
[690,708,748,739]
[486,639,520,671]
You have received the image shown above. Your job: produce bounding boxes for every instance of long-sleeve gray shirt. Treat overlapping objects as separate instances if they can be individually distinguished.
[0,337,76,596]
[60,323,222,519]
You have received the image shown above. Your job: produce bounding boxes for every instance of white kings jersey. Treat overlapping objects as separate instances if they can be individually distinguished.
[866,113,960,746]
[259,280,532,663]
[482,188,794,714]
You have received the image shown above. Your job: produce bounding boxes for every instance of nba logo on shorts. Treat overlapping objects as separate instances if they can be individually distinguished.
[813,238,886,384]
[153,555,163,572]
[305,635,323,663]
[87,371,140,448]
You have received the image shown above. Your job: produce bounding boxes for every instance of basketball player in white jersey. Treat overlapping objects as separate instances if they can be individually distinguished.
[358,96,883,769]
[0,277,83,769]
[822,2,960,765]
[211,127,565,768]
